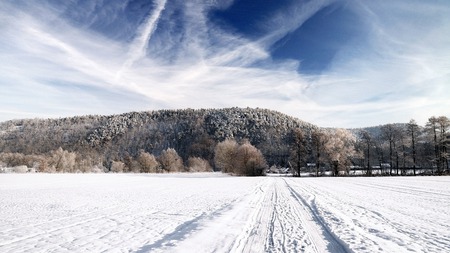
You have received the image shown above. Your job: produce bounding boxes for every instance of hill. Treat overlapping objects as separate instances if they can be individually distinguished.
[0,108,317,169]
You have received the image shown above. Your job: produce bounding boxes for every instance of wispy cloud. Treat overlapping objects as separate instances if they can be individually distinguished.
[0,0,449,127]
[118,0,167,79]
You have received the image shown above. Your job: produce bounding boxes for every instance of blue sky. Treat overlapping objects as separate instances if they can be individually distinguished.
[1,0,449,128]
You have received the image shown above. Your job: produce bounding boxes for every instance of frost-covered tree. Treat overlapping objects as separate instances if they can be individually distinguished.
[110,161,125,173]
[426,116,449,174]
[234,141,267,176]
[137,150,161,173]
[437,116,449,173]
[406,119,419,175]
[289,128,308,177]
[214,139,238,173]
[426,116,440,173]
[159,148,184,172]
[311,129,328,176]
[381,124,399,175]
[49,147,76,173]
[187,157,212,172]
[359,130,374,176]
[214,139,267,176]
[325,129,356,176]
[395,125,408,175]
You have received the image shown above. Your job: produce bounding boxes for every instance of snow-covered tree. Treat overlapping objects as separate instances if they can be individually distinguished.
[289,128,308,177]
[406,119,419,175]
[159,148,184,172]
[359,130,374,176]
[49,147,76,173]
[137,150,161,173]
[110,161,125,173]
[235,141,267,176]
[187,157,212,172]
[426,116,449,174]
[214,139,238,173]
[311,129,328,176]
[325,129,356,176]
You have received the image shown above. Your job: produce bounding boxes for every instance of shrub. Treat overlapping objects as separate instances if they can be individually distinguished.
[48,148,76,172]
[110,161,126,173]
[137,151,161,173]
[13,165,28,173]
[214,139,238,173]
[235,142,267,176]
[215,139,267,176]
[187,157,212,172]
[159,148,184,172]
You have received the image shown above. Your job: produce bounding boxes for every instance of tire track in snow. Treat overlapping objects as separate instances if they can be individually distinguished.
[293,178,449,252]
[230,178,316,253]
[282,178,352,253]
[0,204,120,234]
[150,177,349,253]
[0,192,202,251]
[136,178,273,253]
[265,179,314,253]
[0,209,127,248]
[266,186,285,252]
[353,181,450,198]
[228,178,274,253]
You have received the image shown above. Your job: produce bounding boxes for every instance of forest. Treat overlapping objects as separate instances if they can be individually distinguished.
[0,108,448,176]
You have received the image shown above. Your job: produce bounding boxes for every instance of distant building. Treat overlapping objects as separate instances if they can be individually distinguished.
[380,163,391,169]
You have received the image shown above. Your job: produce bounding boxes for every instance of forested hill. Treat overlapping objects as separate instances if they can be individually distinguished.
[0,108,316,167]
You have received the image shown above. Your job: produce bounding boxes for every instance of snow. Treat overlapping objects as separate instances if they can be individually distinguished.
[0,174,448,253]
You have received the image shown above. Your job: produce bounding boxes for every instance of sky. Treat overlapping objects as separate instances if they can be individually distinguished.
[1,0,449,128]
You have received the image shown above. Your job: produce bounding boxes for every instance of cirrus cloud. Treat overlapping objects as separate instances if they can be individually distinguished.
[0,0,449,127]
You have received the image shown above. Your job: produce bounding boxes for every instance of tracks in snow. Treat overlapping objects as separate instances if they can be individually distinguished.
[158,178,352,253]
[282,179,352,253]
[2,175,447,252]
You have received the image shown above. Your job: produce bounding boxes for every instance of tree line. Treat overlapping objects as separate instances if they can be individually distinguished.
[0,108,448,176]
[0,140,268,176]
[289,116,449,176]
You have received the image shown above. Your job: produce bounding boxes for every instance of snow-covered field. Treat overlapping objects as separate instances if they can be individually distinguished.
[0,174,448,253]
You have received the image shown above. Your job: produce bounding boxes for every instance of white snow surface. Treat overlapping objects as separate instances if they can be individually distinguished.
[0,173,449,253]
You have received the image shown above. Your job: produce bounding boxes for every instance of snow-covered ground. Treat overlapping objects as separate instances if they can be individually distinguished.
[0,174,448,253]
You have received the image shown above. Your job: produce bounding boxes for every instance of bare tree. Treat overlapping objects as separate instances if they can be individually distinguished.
[137,150,161,173]
[290,128,308,177]
[437,116,449,173]
[311,129,328,176]
[235,141,267,176]
[214,139,267,176]
[49,147,76,173]
[159,148,184,172]
[123,153,139,173]
[188,135,216,167]
[214,139,238,173]
[187,157,212,172]
[111,161,125,173]
[381,124,396,175]
[426,116,449,174]
[359,130,374,176]
[406,119,419,175]
[395,125,407,175]
[325,129,356,176]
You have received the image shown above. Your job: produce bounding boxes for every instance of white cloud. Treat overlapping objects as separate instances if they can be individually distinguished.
[118,0,167,79]
[0,0,449,128]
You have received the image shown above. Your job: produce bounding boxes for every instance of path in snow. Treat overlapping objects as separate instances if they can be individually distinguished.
[0,174,448,253]
[286,177,450,253]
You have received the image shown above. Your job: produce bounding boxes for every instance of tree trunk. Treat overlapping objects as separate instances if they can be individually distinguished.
[412,132,416,176]
[367,142,371,176]
[389,140,393,176]
[316,151,320,177]
[297,143,301,177]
